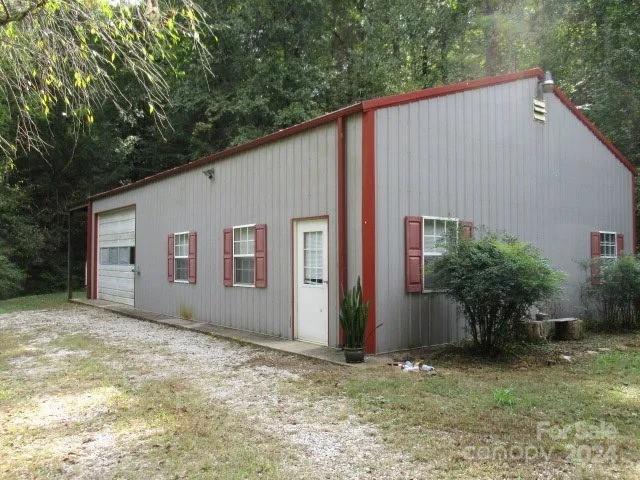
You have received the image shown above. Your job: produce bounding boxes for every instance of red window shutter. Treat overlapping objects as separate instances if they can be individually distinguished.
[617,233,624,255]
[188,231,197,284]
[167,234,174,282]
[255,224,267,288]
[223,228,233,286]
[460,220,474,240]
[405,216,423,293]
[590,231,601,285]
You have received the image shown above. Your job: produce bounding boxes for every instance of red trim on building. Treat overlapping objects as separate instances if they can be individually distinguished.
[361,110,376,354]
[633,175,638,254]
[88,68,634,204]
[85,202,93,299]
[92,210,98,299]
[362,68,544,111]
[89,104,362,202]
[553,87,636,176]
[337,117,347,346]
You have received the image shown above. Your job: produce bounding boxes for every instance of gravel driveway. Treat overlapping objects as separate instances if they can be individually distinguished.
[0,306,432,479]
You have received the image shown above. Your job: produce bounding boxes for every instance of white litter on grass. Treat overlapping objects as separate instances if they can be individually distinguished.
[398,360,435,373]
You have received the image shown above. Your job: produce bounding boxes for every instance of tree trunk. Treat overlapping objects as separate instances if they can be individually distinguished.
[483,0,499,75]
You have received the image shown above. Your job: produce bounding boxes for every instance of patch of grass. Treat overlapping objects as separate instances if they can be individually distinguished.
[0,290,83,314]
[492,387,517,406]
[288,332,640,478]
[0,326,287,479]
[0,329,36,372]
[179,304,193,321]
[49,333,103,352]
[109,379,284,479]
[594,350,640,374]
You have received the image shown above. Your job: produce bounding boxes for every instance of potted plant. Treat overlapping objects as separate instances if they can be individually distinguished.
[339,276,369,363]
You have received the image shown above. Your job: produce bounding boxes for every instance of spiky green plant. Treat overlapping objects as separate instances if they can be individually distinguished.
[339,276,369,349]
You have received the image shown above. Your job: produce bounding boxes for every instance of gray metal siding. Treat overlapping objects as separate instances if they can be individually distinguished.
[346,114,363,288]
[93,122,343,346]
[375,77,633,353]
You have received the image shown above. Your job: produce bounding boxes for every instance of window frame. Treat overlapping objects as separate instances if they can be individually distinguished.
[599,231,617,259]
[233,223,256,287]
[173,231,190,284]
[422,215,459,293]
[99,246,135,266]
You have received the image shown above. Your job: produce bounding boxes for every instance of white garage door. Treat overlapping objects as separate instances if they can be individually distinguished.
[97,207,135,306]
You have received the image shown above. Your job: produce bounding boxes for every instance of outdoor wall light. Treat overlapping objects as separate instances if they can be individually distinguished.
[203,168,215,181]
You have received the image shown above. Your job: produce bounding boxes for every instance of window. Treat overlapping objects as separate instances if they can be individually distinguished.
[600,232,617,258]
[423,217,458,292]
[303,231,323,285]
[233,225,255,286]
[174,232,189,282]
[100,246,135,265]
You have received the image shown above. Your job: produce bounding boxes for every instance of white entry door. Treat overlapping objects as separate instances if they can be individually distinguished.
[97,207,135,306]
[295,218,329,345]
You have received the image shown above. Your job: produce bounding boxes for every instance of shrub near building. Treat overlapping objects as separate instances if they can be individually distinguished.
[431,233,565,354]
[583,255,640,331]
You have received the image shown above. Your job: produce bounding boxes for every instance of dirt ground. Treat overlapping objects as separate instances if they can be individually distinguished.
[2,305,639,479]
[0,306,432,479]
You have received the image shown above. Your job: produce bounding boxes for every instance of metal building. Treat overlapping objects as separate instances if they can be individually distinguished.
[82,68,636,354]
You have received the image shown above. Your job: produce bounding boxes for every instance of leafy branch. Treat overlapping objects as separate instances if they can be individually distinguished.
[0,0,215,167]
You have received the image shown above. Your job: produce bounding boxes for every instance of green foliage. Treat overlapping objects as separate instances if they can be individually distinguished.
[339,277,369,349]
[583,255,640,331]
[0,182,45,297]
[179,304,193,321]
[0,254,25,300]
[432,234,564,353]
[0,0,639,297]
[0,0,214,163]
[492,387,517,407]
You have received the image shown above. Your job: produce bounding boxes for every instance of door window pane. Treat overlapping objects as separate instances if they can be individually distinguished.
[303,231,323,285]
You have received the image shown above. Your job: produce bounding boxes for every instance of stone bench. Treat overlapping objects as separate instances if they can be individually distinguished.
[522,317,584,341]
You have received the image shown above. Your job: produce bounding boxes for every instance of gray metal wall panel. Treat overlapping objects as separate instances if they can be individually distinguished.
[93,122,342,346]
[346,114,363,289]
[375,77,633,353]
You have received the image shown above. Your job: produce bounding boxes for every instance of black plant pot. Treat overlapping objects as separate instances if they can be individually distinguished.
[344,347,365,363]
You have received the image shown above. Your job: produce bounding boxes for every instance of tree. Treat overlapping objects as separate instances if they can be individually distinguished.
[0,181,43,298]
[0,0,214,168]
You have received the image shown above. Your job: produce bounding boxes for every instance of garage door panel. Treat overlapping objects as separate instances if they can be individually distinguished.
[99,233,135,245]
[98,287,134,299]
[100,276,133,290]
[100,293,135,304]
[98,207,135,307]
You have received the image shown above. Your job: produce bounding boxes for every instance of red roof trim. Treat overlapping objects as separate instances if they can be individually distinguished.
[362,68,545,111]
[552,86,636,176]
[89,103,363,201]
[89,67,635,201]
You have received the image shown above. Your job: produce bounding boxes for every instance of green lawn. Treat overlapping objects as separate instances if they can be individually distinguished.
[283,333,640,479]
[0,329,284,478]
[1,297,639,478]
[0,291,83,314]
